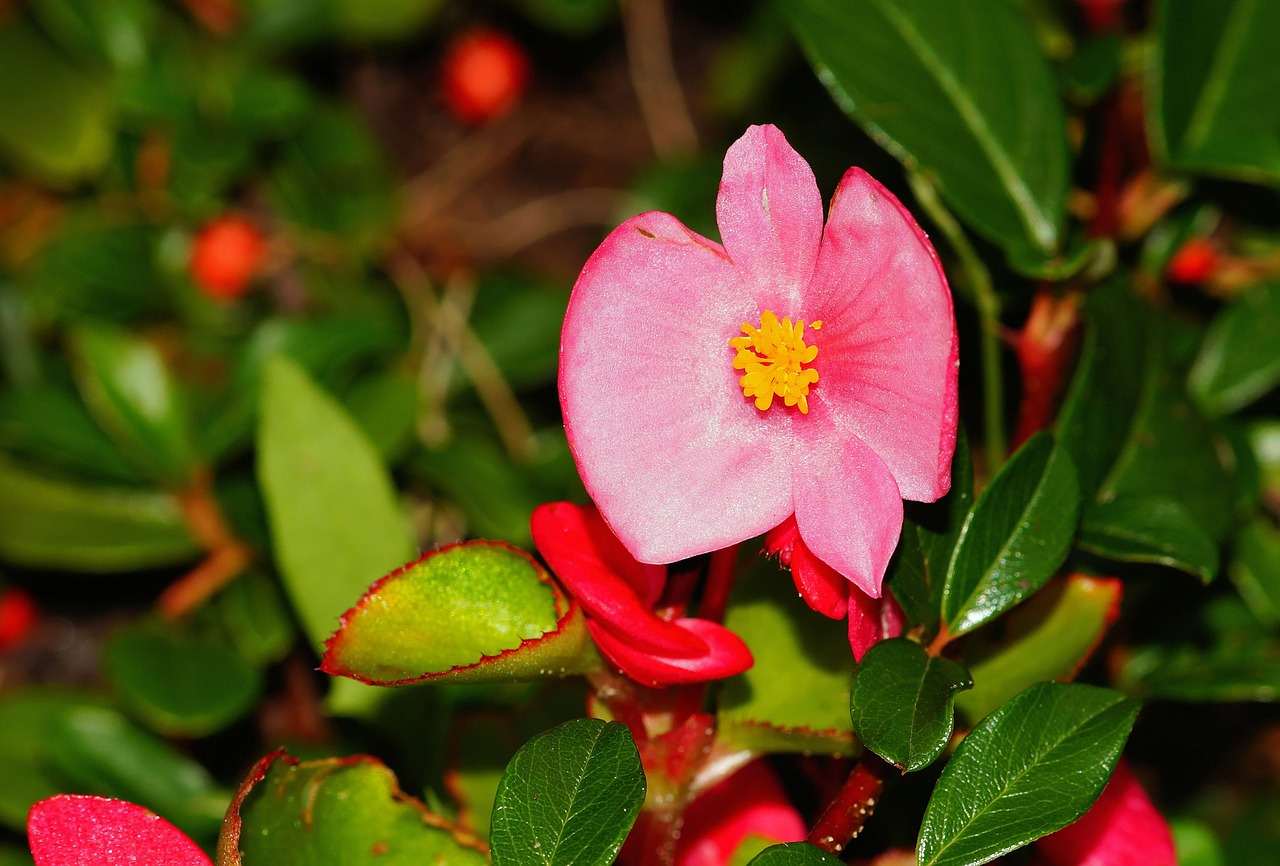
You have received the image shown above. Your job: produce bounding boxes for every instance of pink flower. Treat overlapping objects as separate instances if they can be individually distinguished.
[1037,760,1177,866]
[675,760,806,866]
[560,124,958,598]
[531,501,753,687]
[28,795,212,866]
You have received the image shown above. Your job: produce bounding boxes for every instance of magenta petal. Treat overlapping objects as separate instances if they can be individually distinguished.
[560,210,793,565]
[1037,760,1176,866]
[28,796,212,866]
[589,617,753,687]
[804,168,958,503]
[716,125,823,311]
[764,516,848,619]
[793,436,903,598]
[676,760,805,866]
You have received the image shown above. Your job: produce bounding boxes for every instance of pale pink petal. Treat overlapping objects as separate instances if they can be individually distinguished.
[561,210,793,566]
[1038,760,1176,866]
[716,125,824,312]
[801,168,958,503]
[764,516,848,619]
[676,760,806,866]
[793,436,903,598]
[589,617,753,687]
[28,796,212,866]
[880,592,906,638]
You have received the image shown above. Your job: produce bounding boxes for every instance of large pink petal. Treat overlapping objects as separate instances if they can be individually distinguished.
[589,617,753,687]
[28,796,212,866]
[1037,760,1176,866]
[716,125,824,312]
[793,435,903,598]
[801,168,958,503]
[561,210,793,566]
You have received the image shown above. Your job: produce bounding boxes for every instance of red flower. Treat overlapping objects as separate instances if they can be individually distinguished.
[531,502,753,687]
[1037,760,1176,866]
[675,760,806,866]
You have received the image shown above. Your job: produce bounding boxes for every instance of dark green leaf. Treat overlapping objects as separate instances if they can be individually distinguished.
[1190,281,1280,414]
[746,842,844,865]
[490,719,645,866]
[917,682,1139,866]
[1150,0,1280,183]
[517,0,614,35]
[886,520,931,628]
[27,0,156,70]
[901,430,973,631]
[0,457,198,571]
[1060,33,1122,104]
[1078,496,1219,582]
[849,639,972,771]
[343,371,418,461]
[206,571,296,666]
[29,217,167,323]
[783,0,1069,265]
[0,385,141,484]
[1231,519,1280,626]
[942,433,1080,637]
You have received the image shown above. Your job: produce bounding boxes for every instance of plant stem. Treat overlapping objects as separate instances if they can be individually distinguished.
[806,751,889,855]
[907,171,1007,472]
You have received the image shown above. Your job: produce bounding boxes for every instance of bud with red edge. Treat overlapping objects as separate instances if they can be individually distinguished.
[0,587,38,652]
[1167,237,1219,285]
[189,215,266,302]
[441,29,530,125]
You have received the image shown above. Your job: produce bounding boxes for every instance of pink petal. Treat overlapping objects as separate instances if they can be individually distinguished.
[1038,760,1176,866]
[802,168,958,503]
[531,502,706,657]
[28,796,212,866]
[676,759,806,866]
[716,125,824,312]
[588,617,753,687]
[560,210,793,566]
[848,585,883,662]
[793,436,903,598]
[764,516,848,619]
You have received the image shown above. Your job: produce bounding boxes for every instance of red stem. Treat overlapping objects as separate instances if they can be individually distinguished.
[697,544,739,624]
[806,752,889,855]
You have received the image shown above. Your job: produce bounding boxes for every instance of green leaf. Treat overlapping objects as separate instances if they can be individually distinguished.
[29,217,167,324]
[205,571,296,666]
[516,0,615,35]
[1172,818,1226,866]
[321,541,599,685]
[899,430,974,631]
[1149,0,1280,184]
[917,682,1139,866]
[0,385,142,484]
[719,555,857,755]
[218,751,488,866]
[783,0,1069,265]
[0,456,198,571]
[1078,496,1219,582]
[746,842,845,865]
[27,0,156,70]
[1190,281,1280,414]
[1231,518,1280,626]
[942,433,1080,637]
[69,325,196,487]
[956,575,1121,722]
[849,639,972,771]
[257,355,416,652]
[0,22,114,183]
[490,719,645,866]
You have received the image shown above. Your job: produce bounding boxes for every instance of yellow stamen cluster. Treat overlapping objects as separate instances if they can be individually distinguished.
[730,310,821,413]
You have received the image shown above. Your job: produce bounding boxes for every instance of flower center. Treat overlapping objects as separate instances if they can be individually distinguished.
[729,310,821,414]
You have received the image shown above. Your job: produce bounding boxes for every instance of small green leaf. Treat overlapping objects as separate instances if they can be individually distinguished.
[1231,519,1280,626]
[1172,818,1226,866]
[898,431,973,632]
[849,639,972,771]
[886,520,931,628]
[917,682,1139,866]
[942,433,1080,637]
[0,456,198,572]
[0,385,142,484]
[490,719,645,866]
[206,571,296,666]
[218,751,487,866]
[1190,281,1280,414]
[1078,496,1219,582]
[746,842,845,865]
[321,541,599,685]
[69,325,196,487]
[783,0,1069,265]
[257,356,415,652]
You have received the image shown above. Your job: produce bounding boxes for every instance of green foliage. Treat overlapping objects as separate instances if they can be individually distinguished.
[746,843,844,865]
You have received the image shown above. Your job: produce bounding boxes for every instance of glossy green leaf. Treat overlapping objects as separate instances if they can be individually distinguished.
[917,682,1139,866]
[0,689,107,830]
[1078,496,1219,582]
[104,622,262,737]
[746,842,844,866]
[783,0,1069,265]
[1190,281,1280,414]
[1150,0,1280,184]
[218,751,487,866]
[720,556,857,755]
[69,325,195,487]
[942,433,1080,637]
[0,457,198,572]
[0,22,114,183]
[0,385,141,484]
[490,719,645,866]
[849,639,972,771]
[957,575,1120,722]
[257,355,416,652]
[321,541,599,685]
[1231,519,1280,626]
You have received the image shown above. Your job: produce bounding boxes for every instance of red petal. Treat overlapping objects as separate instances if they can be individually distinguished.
[588,618,753,687]
[28,796,212,866]
[765,516,848,619]
[848,585,883,662]
[1037,760,1176,866]
[532,503,704,657]
[676,759,805,866]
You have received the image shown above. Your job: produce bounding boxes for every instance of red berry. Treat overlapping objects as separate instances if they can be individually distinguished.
[0,588,38,651]
[441,29,530,126]
[190,215,266,302]
[1077,0,1125,32]
[1167,237,1219,285]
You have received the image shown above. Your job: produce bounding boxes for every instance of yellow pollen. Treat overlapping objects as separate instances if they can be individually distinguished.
[729,310,820,413]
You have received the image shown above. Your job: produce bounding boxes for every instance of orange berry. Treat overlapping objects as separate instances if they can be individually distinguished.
[441,29,530,125]
[1167,237,1219,285]
[190,215,266,302]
